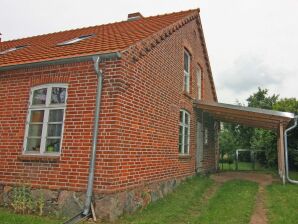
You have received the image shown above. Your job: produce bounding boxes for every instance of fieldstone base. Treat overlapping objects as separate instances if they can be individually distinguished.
[0,185,85,218]
[0,177,186,221]
[94,178,183,221]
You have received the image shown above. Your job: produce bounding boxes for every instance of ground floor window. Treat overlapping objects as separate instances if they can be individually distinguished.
[23,84,67,155]
[179,110,190,154]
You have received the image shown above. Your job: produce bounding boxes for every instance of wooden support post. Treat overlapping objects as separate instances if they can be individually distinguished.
[279,123,286,184]
[277,134,281,177]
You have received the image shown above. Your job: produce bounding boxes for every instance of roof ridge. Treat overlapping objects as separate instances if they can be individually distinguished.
[1,8,199,44]
[122,9,199,62]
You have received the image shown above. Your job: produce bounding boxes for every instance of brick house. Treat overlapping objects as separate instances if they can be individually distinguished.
[0,9,218,221]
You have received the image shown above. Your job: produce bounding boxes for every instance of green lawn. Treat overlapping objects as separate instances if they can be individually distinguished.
[1,173,298,224]
[116,176,213,224]
[221,162,272,172]
[289,171,298,180]
[0,208,61,224]
[267,183,298,224]
[195,180,258,224]
[117,178,258,224]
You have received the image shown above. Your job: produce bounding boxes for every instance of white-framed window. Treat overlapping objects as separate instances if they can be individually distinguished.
[204,127,208,145]
[179,110,190,154]
[184,50,191,93]
[197,66,202,99]
[23,84,68,155]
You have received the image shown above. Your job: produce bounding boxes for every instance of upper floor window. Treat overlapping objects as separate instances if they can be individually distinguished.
[197,66,202,99]
[184,50,191,93]
[23,84,68,155]
[179,110,190,154]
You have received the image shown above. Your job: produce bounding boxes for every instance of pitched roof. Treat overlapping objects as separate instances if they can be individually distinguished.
[0,9,198,68]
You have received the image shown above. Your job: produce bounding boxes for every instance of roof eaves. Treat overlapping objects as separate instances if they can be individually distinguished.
[195,100,295,119]
[0,51,122,72]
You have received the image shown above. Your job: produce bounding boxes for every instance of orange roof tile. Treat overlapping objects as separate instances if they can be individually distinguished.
[0,9,198,68]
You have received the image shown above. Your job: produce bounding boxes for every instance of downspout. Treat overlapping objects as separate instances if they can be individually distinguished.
[82,56,103,215]
[58,52,121,224]
[284,116,298,184]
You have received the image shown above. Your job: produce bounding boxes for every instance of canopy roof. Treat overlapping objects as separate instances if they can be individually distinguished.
[195,100,294,130]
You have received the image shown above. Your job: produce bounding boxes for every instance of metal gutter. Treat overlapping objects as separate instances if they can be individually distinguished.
[0,52,121,72]
[284,116,298,184]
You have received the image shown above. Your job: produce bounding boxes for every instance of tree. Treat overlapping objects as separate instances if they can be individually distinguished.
[250,129,277,167]
[273,98,298,114]
[219,88,298,170]
[220,88,279,168]
[246,88,279,167]
[273,98,298,169]
[247,87,279,109]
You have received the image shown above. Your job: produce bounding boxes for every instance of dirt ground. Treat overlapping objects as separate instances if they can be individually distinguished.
[211,171,275,186]
[211,171,278,224]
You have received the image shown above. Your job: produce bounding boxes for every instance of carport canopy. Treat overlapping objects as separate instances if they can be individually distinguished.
[195,100,294,130]
[194,100,295,182]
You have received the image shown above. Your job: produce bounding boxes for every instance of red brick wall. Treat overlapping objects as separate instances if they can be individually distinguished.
[92,18,217,193]
[0,17,217,193]
[0,60,122,192]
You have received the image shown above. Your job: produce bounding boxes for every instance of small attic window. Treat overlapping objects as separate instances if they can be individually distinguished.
[57,34,94,46]
[0,45,27,55]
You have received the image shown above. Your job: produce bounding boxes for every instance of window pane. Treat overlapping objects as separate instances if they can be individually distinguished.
[179,126,183,144]
[30,110,44,122]
[179,144,183,154]
[47,124,62,137]
[184,144,189,154]
[28,124,43,137]
[184,127,189,137]
[180,111,183,123]
[51,87,66,104]
[205,128,208,144]
[197,68,202,99]
[184,74,190,92]
[185,113,189,125]
[32,88,47,105]
[184,52,189,72]
[46,139,61,153]
[49,109,64,122]
[26,138,41,152]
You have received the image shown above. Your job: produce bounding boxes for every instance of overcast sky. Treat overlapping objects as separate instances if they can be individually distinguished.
[1,0,297,104]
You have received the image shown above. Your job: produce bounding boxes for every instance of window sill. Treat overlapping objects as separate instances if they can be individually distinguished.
[178,154,192,160]
[182,91,193,100]
[18,154,60,162]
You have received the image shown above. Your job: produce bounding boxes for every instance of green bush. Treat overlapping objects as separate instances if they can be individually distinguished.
[11,185,45,216]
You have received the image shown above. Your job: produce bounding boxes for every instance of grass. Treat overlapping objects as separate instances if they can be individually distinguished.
[266,183,298,224]
[289,170,298,180]
[221,162,272,172]
[1,172,297,224]
[117,178,259,224]
[195,180,258,224]
[116,176,213,224]
[0,208,61,224]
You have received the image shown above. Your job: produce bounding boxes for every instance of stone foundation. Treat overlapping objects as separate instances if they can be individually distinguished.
[94,178,183,221]
[0,185,85,218]
[0,177,185,221]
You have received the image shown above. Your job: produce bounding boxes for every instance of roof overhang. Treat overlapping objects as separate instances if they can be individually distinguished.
[195,100,295,130]
[0,51,121,72]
